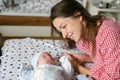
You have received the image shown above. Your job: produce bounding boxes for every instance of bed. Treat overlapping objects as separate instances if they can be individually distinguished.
[1,37,84,79]
[0,1,92,80]
[0,14,84,80]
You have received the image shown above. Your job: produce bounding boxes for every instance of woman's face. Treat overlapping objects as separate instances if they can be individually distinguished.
[53,16,83,42]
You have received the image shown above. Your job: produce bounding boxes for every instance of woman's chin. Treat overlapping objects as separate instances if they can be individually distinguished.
[74,38,80,43]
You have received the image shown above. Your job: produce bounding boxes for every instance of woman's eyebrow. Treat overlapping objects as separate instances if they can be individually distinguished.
[59,23,62,29]
[57,23,62,32]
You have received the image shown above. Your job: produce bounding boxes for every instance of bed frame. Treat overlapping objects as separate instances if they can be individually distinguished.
[0,15,63,40]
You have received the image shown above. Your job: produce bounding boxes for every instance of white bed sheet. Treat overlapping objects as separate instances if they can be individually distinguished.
[0,38,82,80]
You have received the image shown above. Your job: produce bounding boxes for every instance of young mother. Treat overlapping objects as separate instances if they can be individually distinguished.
[50,0,120,80]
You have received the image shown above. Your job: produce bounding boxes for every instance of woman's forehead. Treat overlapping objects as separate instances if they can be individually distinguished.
[53,17,64,26]
[53,17,71,28]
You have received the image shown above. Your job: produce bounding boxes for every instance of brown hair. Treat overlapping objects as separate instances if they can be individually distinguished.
[50,0,102,57]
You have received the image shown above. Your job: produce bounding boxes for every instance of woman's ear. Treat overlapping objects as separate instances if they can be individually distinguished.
[74,11,83,22]
[79,15,83,22]
[74,11,81,16]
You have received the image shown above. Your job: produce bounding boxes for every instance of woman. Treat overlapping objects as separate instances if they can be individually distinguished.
[50,0,120,80]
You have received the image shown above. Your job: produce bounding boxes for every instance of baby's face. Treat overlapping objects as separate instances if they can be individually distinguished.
[37,52,55,66]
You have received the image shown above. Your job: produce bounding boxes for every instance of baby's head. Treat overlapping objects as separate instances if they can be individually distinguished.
[37,52,55,66]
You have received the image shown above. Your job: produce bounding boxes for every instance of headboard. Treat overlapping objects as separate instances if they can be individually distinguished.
[0,15,50,26]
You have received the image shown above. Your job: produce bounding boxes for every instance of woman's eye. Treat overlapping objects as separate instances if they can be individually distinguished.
[61,24,67,29]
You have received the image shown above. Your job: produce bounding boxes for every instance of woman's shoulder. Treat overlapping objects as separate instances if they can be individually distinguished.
[96,16,120,44]
[101,16,120,28]
[99,16,120,34]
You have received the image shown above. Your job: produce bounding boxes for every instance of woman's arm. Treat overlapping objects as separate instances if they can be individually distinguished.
[77,64,90,75]
[70,59,90,75]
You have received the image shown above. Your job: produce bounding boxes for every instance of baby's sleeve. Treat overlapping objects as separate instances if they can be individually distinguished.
[59,56,74,80]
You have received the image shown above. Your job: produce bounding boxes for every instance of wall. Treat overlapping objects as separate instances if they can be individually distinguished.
[88,0,120,22]
[0,26,51,37]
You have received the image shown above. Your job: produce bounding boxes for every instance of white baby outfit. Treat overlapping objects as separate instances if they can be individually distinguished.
[32,53,74,80]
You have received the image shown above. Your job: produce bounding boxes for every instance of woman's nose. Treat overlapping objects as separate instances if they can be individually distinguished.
[62,31,68,38]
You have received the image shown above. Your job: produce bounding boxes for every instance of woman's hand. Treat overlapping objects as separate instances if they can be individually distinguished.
[69,53,85,64]
[70,53,92,64]
[70,59,90,75]
[63,53,90,75]
[62,53,84,64]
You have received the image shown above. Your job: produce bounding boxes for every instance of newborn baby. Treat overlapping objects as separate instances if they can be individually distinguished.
[32,52,74,80]
[37,52,55,66]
